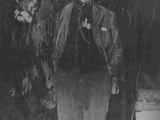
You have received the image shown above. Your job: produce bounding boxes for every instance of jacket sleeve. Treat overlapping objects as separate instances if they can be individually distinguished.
[52,3,73,71]
[107,12,123,78]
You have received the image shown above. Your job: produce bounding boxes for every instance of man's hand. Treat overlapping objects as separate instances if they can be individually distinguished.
[111,76,120,95]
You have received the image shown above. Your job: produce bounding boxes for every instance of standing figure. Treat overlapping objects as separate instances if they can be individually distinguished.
[12,0,57,119]
[53,0,123,120]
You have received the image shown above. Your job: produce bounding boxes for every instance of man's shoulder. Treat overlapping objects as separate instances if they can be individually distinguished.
[59,2,74,18]
[94,4,115,17]
[62,2,74,11]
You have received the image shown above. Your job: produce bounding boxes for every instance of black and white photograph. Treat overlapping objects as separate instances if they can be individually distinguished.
[0,0,160,120]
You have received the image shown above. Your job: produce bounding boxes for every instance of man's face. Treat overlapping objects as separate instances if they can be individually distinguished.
[80,0,90,3]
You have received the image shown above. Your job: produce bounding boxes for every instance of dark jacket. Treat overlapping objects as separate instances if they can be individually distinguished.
[53,2,122,76]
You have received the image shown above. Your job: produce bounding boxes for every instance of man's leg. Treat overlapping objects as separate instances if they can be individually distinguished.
[82,70,111,120]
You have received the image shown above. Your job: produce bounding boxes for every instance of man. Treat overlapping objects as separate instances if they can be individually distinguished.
[6,0,57,118]
[53,0,122,120]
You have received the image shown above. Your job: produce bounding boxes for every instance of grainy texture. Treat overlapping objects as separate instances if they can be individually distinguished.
[55,70,111,120]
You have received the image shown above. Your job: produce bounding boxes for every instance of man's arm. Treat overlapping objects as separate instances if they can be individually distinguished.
[108,12,123,94]
[52,3,74,72]
[109,13,123,77]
